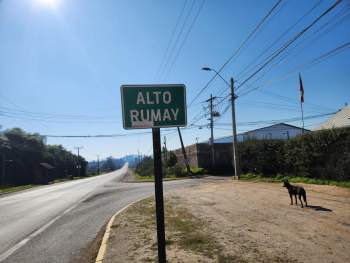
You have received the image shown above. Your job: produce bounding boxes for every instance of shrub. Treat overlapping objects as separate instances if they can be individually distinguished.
[238,127,350,181]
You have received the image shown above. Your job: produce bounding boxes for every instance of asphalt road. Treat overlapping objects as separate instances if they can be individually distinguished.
[0,164,208,263]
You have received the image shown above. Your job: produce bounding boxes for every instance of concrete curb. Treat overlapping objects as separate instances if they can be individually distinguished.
[95,197,149,263]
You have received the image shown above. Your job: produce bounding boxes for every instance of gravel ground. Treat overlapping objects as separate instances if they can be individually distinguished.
[104,180,350,263]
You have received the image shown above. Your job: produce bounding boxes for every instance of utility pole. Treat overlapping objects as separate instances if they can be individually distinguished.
[206,94,216,170]
[177,127,191,174]
[74,146,83,177]
[230,78,240,179]
[163,136,168,164]
[97,155,100,175]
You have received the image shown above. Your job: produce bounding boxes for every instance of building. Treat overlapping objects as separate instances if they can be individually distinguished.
[214,123,308,143]
[314,105,350,130]
[174,123,308,172]
[173,143,232,173]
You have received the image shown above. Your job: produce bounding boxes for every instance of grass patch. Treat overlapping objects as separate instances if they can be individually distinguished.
[240,173,350,188]
[134,172,189,182]
[0,173,108,195]
[118,197,227,261]
[52,176,87,184]
[0,184,38,194]
[164,199,222,259]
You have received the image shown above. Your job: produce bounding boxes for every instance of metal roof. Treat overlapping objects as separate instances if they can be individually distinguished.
[213,123,307,143]
[314,106,350,130]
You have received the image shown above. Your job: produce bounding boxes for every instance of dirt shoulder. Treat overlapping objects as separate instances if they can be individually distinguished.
[120,169,196,183]
[104,180,350,263]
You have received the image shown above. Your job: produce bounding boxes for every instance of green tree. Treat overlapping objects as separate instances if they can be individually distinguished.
[102,156,117,172]
[166,151,177,167]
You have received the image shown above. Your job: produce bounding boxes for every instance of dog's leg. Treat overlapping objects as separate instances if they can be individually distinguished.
[294,195,298,205]
[289,194,293,205]
[298,195,304,208]
[303,193,308,207]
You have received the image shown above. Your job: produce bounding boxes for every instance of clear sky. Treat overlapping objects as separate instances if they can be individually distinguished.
[1,0,349,161]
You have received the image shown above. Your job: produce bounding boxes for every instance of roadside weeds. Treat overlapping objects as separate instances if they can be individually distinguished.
[103,197,231,262]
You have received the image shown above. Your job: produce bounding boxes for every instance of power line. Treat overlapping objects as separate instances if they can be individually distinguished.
[235,0,343,93]
[237,0,323,80]
[154,0,189,81]
[239,6,350,89]
[238,39,350,97]
[188,0,283,107]
[158,0,196,80]
[216,112,335,127]
[208,27,350,121]
[163,0,206,79]
[0,106,120,120]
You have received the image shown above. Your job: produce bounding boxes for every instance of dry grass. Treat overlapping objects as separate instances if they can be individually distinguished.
[104,196,231,262]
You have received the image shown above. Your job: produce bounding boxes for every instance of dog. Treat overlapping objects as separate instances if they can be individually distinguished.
[283,179,308,208]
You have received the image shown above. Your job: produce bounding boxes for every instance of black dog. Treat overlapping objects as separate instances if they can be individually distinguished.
[283,179,308,208]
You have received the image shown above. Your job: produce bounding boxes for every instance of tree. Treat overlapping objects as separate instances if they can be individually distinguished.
[101,156,117,172]
[166,151,177,167]
[0,128,87,186]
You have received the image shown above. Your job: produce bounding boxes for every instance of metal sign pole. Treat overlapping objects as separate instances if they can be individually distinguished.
[152,128,166,263]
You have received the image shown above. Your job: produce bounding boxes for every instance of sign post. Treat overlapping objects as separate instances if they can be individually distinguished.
[121,84,187,263]
[152,127,166,262]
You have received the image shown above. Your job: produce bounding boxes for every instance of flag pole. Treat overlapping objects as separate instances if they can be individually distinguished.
[299,73,305,135]
[301,102,305,134]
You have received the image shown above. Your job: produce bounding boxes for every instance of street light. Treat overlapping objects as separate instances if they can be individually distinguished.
[201,67,231,87]
[201,66,240,179]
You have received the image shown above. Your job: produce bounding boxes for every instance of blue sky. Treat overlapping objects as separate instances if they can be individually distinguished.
[1,0,349,161]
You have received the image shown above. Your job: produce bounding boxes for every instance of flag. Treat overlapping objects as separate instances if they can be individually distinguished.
[299,73,304,103]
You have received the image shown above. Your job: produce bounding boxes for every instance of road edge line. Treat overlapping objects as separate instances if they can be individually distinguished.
[0,190,95,262]
[95,197,149,263]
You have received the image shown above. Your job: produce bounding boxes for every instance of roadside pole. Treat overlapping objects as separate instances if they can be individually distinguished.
[1,152,5,186]
[121,84,187,263]
[74,146,83,177]
[177,127,191,174]
[209,94,215,169]
[152,128,166,263]
[230,78,240,179]
[97,155,100,175]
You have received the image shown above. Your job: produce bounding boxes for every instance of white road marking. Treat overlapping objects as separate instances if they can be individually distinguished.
[0,191,94,262]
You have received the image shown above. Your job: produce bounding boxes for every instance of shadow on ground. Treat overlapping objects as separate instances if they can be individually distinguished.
[307,205,332,212]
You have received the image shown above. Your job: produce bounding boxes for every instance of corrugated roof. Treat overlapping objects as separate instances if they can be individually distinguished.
[315,106,350,130]
[212,123,307,143]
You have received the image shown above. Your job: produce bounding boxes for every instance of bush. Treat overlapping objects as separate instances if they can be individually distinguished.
[190,167,208,175]
[238,127,350,181]
[166,151,177,167]
[135,156,154,177]
[166,166,186,177]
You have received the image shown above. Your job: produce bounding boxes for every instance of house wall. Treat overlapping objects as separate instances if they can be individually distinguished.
[243,124,303,141]
[173,144,199,168]
[174,143,233,172]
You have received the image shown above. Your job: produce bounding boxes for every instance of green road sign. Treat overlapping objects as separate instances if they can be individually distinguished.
[121,84,187,129]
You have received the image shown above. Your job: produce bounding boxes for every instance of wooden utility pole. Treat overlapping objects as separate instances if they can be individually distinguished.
[206,94,216,169]
[163,136,168,163]
[97,155,100,175]
[177,127,191,174]
[230,78,240,179]
[74,146,83,177]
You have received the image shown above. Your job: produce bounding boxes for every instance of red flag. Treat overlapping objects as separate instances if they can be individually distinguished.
[299,73,304,103]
